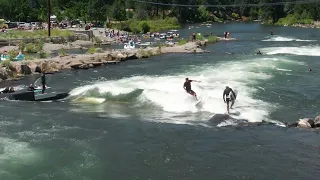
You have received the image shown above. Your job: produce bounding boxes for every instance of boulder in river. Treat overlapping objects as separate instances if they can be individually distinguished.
[20,64,32,75]
[0,67,8,80]
[297,118,315,128]
[314,115,320,127]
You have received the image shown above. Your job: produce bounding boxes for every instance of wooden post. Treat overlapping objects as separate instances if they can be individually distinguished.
[47,0,51,37]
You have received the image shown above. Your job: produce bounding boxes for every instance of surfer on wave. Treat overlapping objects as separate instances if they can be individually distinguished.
[223,86,237,114]
[183,78,200,100]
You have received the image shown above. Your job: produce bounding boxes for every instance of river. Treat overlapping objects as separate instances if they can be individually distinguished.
[0,23,319,179]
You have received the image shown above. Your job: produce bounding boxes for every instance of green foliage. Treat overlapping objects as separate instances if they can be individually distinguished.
[139,22,150,33]
[114,17,181,33]
[178,39,188,45]
[207,36,217,43]
[59,48,67,57]
[39,51,49,59]
[1,59,12,68]
[0,29,73,40]
[0,0,319,27]
[25,55,35,60]
[276,13,314,26]
[198,5,210,22]
[112,0,127,21]
[19,41,25,51]
[232,13,240,19]
[87,47,96,54]
[196,33,205,41]
[24,40,44,53]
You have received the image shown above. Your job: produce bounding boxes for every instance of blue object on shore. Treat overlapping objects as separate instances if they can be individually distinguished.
[13,54,24,61]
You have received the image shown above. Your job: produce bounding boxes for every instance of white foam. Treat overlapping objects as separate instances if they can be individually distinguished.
[262,36,316,42]
[261,46,320,56]
[0,137,40,168]
[69,57,301,125]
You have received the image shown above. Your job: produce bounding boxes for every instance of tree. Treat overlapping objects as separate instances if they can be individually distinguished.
[111,0,126,21]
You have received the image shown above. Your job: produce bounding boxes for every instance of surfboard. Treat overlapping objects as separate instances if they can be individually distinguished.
[195,99,202,106]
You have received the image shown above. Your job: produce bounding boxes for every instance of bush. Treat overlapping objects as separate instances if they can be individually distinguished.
[39,51,48,59]
[178,38,188,45]
[232,13,240,19]
[140,21,150,33]
[196,33,205,40]
[276,13,314,26]
[207,35,217,43]
[7,50,18,61]
[87,47,96,54]
[1,59,12,68]
[19,41,25,51]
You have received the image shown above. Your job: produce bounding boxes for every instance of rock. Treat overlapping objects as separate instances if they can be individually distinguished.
[103,54,114,61]
[0,67,8,80]
[314,116,320,127]
[95,48,103,53]
[35,66,42,73]
[91,62,103,67]
[70,60,83,69]
[88,64,94,68]
[21,64,32,75]
[116,53,126,61]
[127,52,138,59]
[79,64,89,69]
[297,118,315,128]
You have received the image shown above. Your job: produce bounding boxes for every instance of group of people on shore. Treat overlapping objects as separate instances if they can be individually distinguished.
[183,78,236,114]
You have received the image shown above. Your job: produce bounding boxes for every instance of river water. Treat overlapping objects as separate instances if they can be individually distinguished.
[0,23,319,179]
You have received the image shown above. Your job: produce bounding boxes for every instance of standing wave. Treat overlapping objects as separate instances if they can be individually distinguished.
[69,57,303,126]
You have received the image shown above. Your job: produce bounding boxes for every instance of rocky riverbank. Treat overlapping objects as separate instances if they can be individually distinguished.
[0,41,207,82]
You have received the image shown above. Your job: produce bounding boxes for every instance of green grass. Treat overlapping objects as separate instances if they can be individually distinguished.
[87,47,96,54]
[196,33,205,41]
[0,29,74,39]
[207,35,218,43]
[178,38,188,45]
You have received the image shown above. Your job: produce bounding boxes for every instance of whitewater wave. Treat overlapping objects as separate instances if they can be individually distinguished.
[261,46,320,56]
[69,57,302,126]
[262,36,316,42]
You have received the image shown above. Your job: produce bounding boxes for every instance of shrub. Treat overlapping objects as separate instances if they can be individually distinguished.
[178,38,188,45]
[87,47,95,54]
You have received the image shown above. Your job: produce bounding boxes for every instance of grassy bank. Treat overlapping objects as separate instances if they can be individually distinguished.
[113,17,181,33]
[0,29,74,39]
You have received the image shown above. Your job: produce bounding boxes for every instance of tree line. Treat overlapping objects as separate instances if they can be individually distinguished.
[0,0,319,25]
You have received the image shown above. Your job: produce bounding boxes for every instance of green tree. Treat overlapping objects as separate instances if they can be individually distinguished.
[111,0,126,21]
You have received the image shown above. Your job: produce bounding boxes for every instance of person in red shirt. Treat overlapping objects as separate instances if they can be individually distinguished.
[183,78,200,100]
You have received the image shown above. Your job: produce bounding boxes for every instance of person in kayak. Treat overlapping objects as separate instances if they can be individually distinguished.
[183,78,200,100]
[223,86,237,114]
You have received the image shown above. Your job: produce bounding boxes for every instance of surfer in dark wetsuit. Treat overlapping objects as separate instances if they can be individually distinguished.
[41,72,46,94]
[223,86,237,114]
[183,78,200,100]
